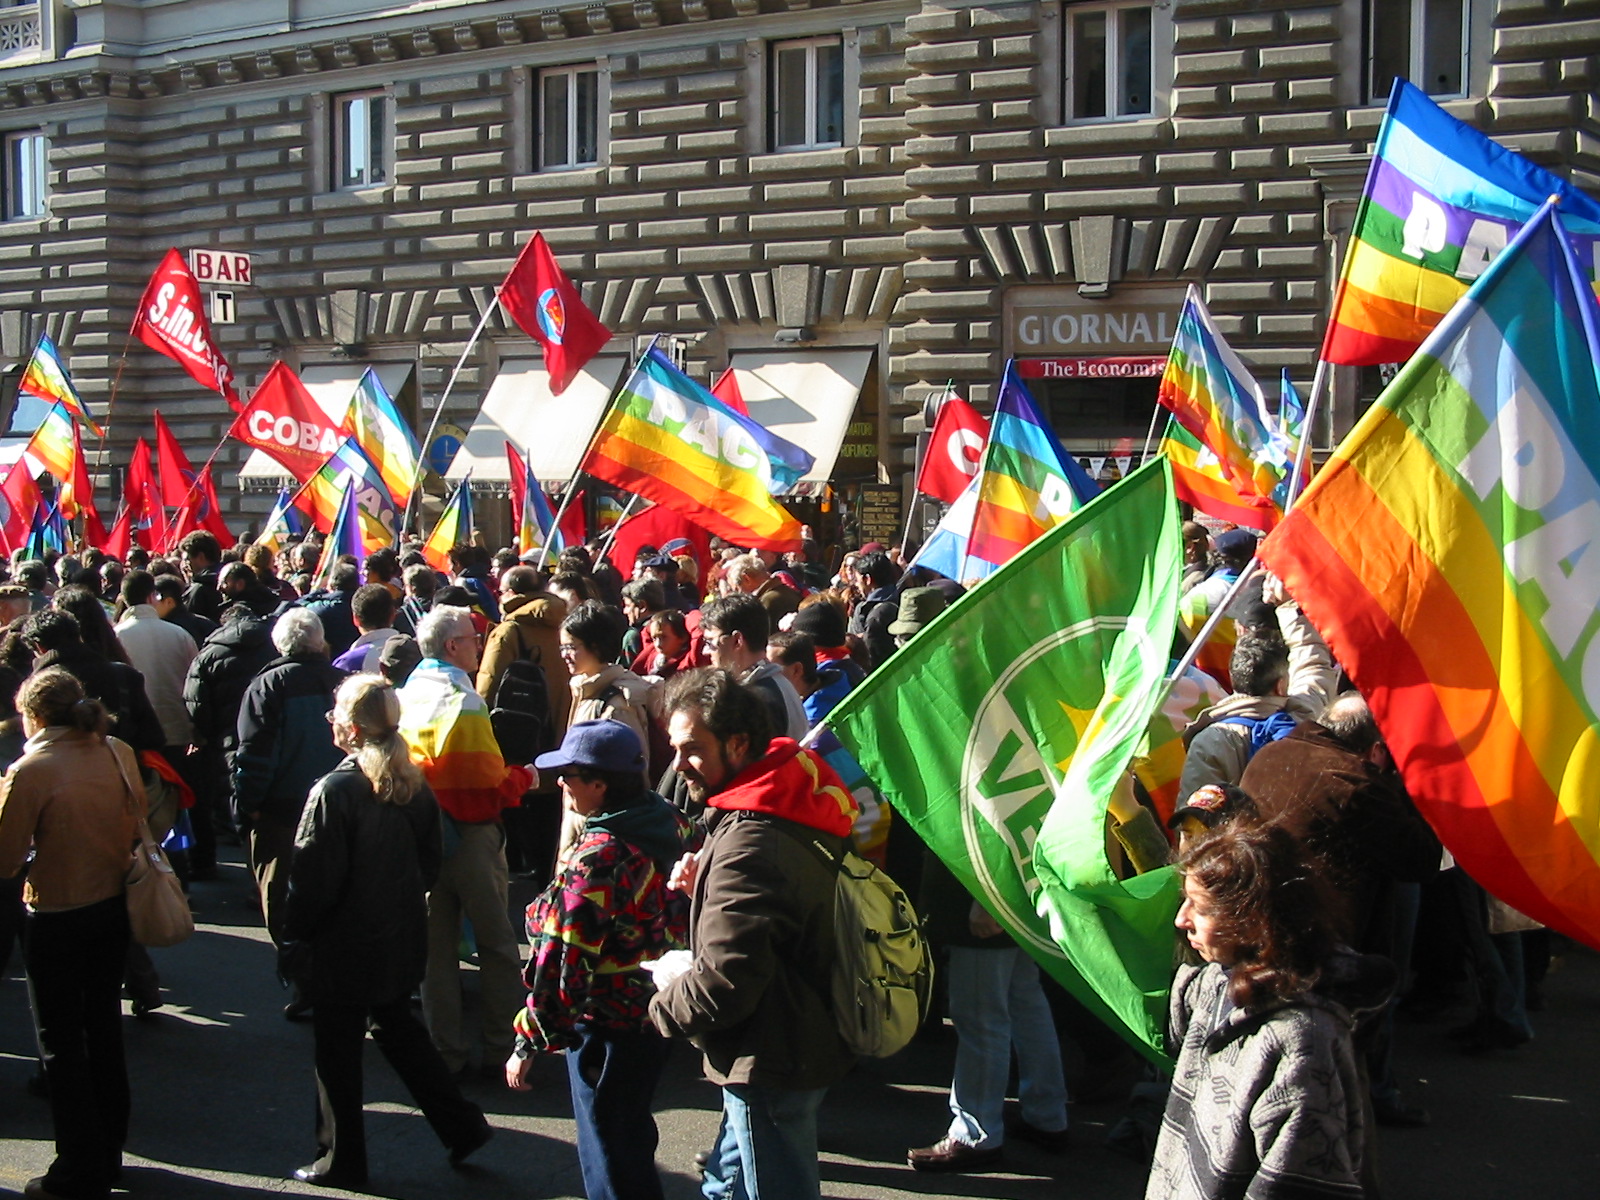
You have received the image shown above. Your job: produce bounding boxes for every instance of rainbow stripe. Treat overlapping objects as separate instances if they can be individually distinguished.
[1134,663,1227,825]
[584,347,803,551]
[346,368,421,509]
[1323,79,1600,367]
[22,403,79,517]
[423,478,473,572]
[967,362,1099,566]
[255,485,305,555]
[311,481,366,589]
[1261,202,1600,950]
[1158,286,1287,513]
[1158,418,1278,532]
[296,436,397,552]
[19,333,102,436]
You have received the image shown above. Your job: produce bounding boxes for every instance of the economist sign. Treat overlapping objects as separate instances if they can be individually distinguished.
[230,361,347,482]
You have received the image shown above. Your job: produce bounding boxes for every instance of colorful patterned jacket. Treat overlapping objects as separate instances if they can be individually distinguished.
[397,658,533,824]
[515,794,691,1052]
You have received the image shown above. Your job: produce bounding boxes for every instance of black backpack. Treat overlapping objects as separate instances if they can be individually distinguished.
[488,627,557,763]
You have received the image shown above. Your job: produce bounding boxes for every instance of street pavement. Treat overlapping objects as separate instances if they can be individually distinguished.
[2,849,1598,1200]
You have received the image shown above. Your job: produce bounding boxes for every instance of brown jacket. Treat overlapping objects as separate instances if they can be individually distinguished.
[650,806,854,1090]
[476,592,571,733]
[0,729,145,911]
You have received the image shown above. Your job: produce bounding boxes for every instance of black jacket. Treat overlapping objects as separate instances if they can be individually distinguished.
[184,614,279,753]
[184,567,225,625]
[34,642,166,753]
[848,587,899,671]
[280,759,442,1006]
[233,652,347,827]
[164,608,218,649]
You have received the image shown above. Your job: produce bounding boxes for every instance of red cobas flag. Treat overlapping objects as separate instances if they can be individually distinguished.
[131,248,240,410]
[166,465,235,551]
[155,412,198,509]
[231,362,344,482]
[915,396,990,505]
[498,233,611,395]
[126,436,164,550]
[0,461,41,553]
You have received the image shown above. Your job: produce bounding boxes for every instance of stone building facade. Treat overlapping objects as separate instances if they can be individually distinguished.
[0,0,1594,541]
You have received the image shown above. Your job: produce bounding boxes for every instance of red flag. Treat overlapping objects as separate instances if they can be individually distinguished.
[506,441,528,536]
[67,423,106,546]
[607,503,714,577]
[498,233,611,395]
[230,361,344,482]
[558,488,588,547]
[167,465,235,551]
[102,503,132,561]
[131,248,239,410]
[154,412,197,509]
[0,461,40,554]
[915,396,990,505]
[125,437,163,550]
[710,368,749,416]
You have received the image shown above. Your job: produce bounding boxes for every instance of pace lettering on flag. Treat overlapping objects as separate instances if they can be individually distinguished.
[1261,201,1600,950]
[828,460,1184,1054]
[582,347,806,552]
[295,437,398,552]
[1157,418,1274,531]
[131,249,239,409]
[1322,79,1600,366]
[498,232,612,395]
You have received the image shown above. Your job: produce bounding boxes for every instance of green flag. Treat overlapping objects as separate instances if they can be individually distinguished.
[826,458,1183,1056]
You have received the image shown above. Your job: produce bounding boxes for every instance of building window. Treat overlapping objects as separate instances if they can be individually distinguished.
[1065,3,1152,121]
[334,91,388,189]
[770,36,844,151]
[539,65,601,170]
[1366,0,1468,103]
[4,131,46,219]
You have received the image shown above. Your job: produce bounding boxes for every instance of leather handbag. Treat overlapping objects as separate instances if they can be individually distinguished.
[111,740,194,947]
[125,819,194,947]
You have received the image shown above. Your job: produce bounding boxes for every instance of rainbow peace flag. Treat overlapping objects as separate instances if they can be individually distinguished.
[255,485,306,554]
[1158,418,1277,532]
[966,362,1099,567]
[423,477,473,572]
[1158,286,1288,514]
[1278,370,1305,455]
[21,404,78,514]
[19,333,102,436]
[1133,662,1227,825]
[1261,201,1600,949]
[311,481,365,591]
[1323,79,1600,367]
[515,455,561,559]
[295,436,397,552]
[583,347,808,551]
[345,368,421,510]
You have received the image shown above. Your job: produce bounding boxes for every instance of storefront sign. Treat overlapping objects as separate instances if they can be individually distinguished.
[1016,356,1165,379]
[1006,285,1186,355]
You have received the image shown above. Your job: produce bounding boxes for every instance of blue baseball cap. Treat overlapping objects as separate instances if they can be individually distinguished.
[534,719,646,774]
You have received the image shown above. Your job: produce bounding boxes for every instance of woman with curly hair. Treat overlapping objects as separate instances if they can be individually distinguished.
[1147,821,1396,1200]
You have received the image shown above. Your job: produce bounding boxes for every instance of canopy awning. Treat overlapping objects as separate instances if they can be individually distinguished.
[725,348,874,495]
[238,362,415,482]
[446,355,627,486]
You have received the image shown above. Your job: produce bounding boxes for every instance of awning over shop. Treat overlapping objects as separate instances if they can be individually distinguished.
[725,348,874,494]
[238,361,415,482]
[446,355,627,486]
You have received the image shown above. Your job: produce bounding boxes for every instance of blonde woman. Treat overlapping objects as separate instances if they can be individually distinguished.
[281,674,491,1190]
[0,667,143,1200]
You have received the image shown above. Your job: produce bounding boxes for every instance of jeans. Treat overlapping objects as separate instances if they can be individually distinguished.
[567,1024,672,1200]
[27,894,132,1200]
[422,821,524,1071]
[309,997,487,1182]
[945,945,1068,1149]
[701,1083,828,1200]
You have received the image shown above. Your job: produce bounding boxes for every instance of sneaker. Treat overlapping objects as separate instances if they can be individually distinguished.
[1005,1114,1071,1152]
[907,1138,1003,1173]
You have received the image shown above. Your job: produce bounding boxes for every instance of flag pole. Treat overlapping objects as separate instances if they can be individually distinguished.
[1283,357,1330,510]
[1163,558,1262,687]
[1139,404,1164,463]
[406,294,501,536]
[899,380,955,556]
[537,337,657,571]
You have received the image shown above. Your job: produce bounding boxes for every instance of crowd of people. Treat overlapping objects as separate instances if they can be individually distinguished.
[0,517,1565,1200]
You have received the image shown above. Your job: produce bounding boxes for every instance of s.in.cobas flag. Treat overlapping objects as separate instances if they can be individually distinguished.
[131,249,239,409]
[1262,201,1600,949]
[828,460,1183,1054]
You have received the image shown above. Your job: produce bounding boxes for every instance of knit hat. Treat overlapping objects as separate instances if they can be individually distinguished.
[792,601,847,647]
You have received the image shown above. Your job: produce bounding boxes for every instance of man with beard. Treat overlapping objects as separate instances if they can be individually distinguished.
[649,669,857,1200]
